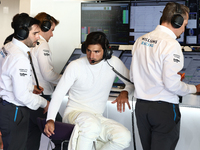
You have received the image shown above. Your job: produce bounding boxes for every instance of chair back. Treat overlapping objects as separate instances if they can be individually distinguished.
[37,117,75,141]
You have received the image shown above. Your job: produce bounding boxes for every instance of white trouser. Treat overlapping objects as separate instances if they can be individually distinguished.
[63,109,131,150]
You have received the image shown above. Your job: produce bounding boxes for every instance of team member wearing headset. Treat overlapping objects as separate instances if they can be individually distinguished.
[0,13,49,150]
[27,12,62,150]
[44,31,134,150]
[129,2,200,150]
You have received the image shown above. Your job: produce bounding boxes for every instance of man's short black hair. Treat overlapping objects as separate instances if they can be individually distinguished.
[84,31,109,51]
[11,13,40,40]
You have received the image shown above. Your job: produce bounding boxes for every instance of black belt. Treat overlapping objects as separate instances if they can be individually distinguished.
[137,99,177,105]
[0,98,13,105]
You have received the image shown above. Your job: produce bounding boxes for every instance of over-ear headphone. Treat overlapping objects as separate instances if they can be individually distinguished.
[171,2,184,28]
[41,14,52,32]
[81,32,113,60]
[15,17,31,40]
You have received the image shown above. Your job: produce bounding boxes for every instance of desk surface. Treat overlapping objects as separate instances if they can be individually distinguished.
[109,92,200,108]
[179,94,200,108]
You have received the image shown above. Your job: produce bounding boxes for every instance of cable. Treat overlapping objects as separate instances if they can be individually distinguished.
[131,96,137,150]
[107,59,136,149]
[27,51,44,95]
[106,60,134,84]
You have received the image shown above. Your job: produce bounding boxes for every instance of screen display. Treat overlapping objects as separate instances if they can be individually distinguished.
[81,2,130,45]
[180,51,200,85]
[184,0,200,45]
[60,48,85,74]
[129,1,185,44]
[113,50,132,87]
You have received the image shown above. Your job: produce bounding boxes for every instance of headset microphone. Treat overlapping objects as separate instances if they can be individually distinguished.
[37,42,40,45]
[91,60,95,63]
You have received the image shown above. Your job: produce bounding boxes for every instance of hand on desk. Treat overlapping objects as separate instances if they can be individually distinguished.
[44,120,55,137]
[111,90,131,113]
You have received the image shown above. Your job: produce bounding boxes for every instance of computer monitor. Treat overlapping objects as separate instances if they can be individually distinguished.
[81,2,130,45]
[180,51,200,85]
[60,48,123,74]
[129,1,185,45]
[60,48,85,74]
[113,50,132,88]
[184,0,200,45]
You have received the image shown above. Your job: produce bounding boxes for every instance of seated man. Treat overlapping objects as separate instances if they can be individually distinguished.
[44,31,134,150]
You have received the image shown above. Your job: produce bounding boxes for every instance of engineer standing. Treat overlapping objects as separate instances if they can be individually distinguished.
[26,12,62,150]
[0,13,49,150]
[129,2,200,150]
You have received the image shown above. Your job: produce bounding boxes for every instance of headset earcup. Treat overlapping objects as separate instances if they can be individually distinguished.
[16,26,29,40]
[104,49,113,60]
[171,14,184,28]
[81,42,86,54]
[41,21,51,32]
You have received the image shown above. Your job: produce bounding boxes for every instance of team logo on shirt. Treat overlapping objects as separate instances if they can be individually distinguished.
[141,38,157,47]
[173,54,180,63]
[19,69,27,77]
[43,50,50,56]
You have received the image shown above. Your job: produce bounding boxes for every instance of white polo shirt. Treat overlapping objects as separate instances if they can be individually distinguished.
[130,25,196,104]
[30,35,61,95]
[0,38,47,110]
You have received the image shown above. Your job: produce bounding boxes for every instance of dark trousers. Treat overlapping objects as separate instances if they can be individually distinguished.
[0,100,30,150]
[26,95,62,150]
[135,99,181,150]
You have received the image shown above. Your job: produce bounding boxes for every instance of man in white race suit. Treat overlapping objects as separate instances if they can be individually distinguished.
[44,31,134,150]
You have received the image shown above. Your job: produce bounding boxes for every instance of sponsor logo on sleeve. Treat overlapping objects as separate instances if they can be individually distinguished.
[19,69,27,77]
[43,50,50,56]
[173,54,180,63]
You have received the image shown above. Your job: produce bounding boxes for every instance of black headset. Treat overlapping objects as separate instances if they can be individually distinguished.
[171,2,184,28]
[81,32,133,84]
[81,32,113,60]
[41,14,52,32]
[15,17,31,40]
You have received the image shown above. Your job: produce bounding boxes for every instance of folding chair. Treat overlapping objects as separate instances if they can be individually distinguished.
[37,117,74,150]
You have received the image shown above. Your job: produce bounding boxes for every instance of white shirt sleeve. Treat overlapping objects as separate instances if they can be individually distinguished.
[36,42,61,84]
[10,57,47,109]
[46,60,78,121]
[162,44,196,95]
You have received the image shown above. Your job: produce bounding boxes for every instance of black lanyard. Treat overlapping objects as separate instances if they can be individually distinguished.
[27,51,44,96]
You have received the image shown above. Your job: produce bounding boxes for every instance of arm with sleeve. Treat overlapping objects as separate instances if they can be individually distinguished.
[46,60,78,121]
[13,58,47,109]
[36,41,61,84]
[162,43,196,95]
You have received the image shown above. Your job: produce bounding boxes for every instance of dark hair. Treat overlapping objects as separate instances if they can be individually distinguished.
[34,12,59,27]
[4,33,14,45]
[12,13,40,40]
[160,2,189,24]
[84,31,109,50]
